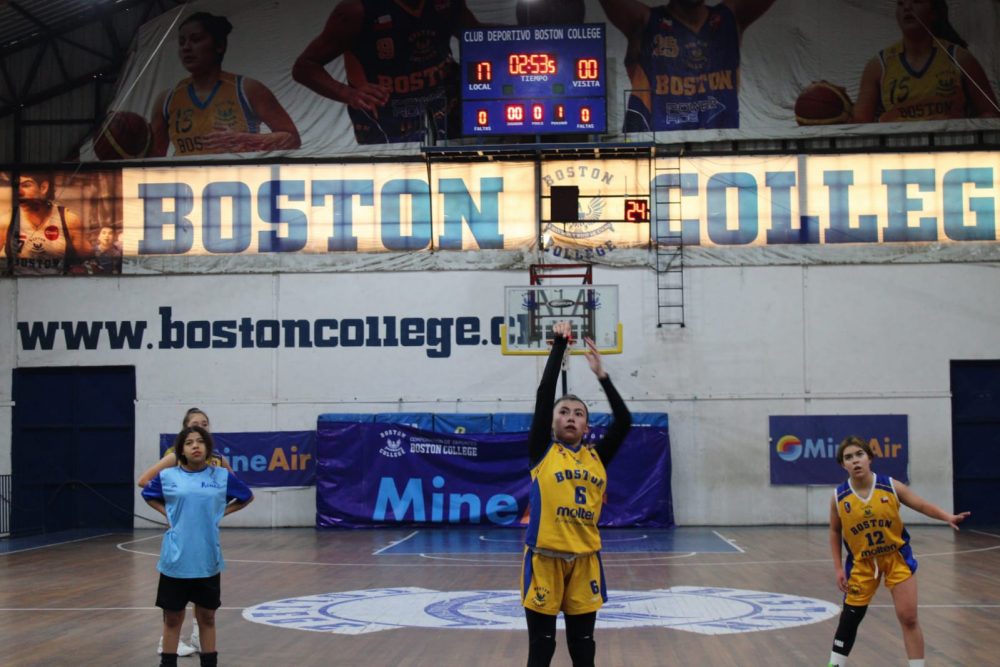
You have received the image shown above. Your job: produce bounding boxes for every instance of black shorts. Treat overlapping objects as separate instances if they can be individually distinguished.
[155,573,221,611]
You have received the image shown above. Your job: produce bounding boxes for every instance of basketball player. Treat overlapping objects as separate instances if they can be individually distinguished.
[599,0,777,131]
[852,0,998,122]
[292,0,484,145]
[521,322,632,667]
[826,436,969,667]
[143,426,253,667]
[0,173,90,275]
[138,408,232,658]
[149,12,300,157]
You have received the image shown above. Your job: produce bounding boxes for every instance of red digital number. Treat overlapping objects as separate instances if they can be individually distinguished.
[532,104,544,122]
[554,104,565,121]
[506,104,524,122]
[477,109,489,127]
[475,61,492,83]
[625,199,650,222]
[576,58,599,80]
[580,106,591,123]
[508,53,556,75]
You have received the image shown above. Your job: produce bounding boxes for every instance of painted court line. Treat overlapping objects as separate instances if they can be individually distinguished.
[0,532,112,556]
[373,530,419,555]
[712,530,745,553]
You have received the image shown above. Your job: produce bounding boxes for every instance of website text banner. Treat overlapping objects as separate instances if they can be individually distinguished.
[158,430,316,487]
[769,415,909,486]
[315,421,673,528]
[80,0,1000,162]
[121,162,537,259]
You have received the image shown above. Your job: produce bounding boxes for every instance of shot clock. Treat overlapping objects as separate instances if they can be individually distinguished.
[461,24,606,135]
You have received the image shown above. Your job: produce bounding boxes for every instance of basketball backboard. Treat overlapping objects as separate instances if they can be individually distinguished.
[501,284,621,355]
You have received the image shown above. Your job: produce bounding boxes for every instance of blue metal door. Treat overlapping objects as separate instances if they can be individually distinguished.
[11,366,135,535]
[951,361,1000,527]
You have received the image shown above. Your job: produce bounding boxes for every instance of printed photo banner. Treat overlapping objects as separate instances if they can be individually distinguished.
[158,430,316,487]
[4,150,999,275]
[315,418,673,528]
[77,0,999,162]
[769,414,909,485]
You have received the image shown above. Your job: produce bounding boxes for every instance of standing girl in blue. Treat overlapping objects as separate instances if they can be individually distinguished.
[143,426,254,667]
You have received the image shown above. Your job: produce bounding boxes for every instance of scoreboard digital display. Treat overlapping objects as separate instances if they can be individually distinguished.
[460,24,606,136]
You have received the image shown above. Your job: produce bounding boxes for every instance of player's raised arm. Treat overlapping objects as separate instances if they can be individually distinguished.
[526,322,570,466]
[587,337,631,466]
[598,0,650,40]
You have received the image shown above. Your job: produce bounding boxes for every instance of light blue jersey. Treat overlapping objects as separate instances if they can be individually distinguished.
[142,466,253,578]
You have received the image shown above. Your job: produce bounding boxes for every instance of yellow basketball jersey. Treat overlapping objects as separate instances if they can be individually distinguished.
[878,40,966,121]
[835,474,909,561]
[163,72,257,155]
[525,442,607,554]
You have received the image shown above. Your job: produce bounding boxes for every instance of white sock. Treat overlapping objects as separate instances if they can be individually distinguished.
[828,653,847,667]
[908,661,925,667]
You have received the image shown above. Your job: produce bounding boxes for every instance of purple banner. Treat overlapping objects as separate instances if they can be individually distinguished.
[316,420,672,529]
[769,415,908,485]
[159,430,315,487]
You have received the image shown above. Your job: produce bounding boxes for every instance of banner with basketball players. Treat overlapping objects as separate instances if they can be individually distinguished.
[316,415,673,528]
[0,170,124,276]
[75,0,1000,162]
[769,415,909,485]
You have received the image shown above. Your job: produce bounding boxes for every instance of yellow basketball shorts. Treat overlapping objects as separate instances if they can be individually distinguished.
[520,547,607,616]
[845,548,918,606]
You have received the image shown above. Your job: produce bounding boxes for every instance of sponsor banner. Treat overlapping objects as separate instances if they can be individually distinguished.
[769,415,908,485]
[80,0,999,162]
[159,430,316,487]
[315,418,672,528]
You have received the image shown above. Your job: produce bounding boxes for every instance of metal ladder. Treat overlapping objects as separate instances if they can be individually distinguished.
[652,152,685,327]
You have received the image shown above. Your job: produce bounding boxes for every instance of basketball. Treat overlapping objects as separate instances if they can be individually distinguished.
[93,111,152,160]
[794,81,854,126]
[516,0,585,25]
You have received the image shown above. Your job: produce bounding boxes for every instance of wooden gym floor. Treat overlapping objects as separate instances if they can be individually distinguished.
[1,525,998,666]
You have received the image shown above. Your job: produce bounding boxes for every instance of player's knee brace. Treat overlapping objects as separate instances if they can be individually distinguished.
[566,634,595,667]
[832,603,868,656]
[527,634,557,667]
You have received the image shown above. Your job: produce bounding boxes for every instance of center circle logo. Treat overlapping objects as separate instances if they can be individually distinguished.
[243,587,838,635]
[775,435,803,462]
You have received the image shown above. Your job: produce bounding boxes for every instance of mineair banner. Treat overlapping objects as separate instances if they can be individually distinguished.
[158,430,316,487]
[78,0,998,162]
[769,415,908,485]
[315,416,673,528]
[5,151,1000,275]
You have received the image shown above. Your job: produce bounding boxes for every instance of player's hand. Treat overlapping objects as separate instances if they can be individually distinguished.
[948,511,971,530]
[202,127,253,153]
[346,82,390,114]
[583,337,607,379]
[552,321,573,342]
[835,568,848,593]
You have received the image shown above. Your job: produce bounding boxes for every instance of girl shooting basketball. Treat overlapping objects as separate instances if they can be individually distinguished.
[521,321,632,667]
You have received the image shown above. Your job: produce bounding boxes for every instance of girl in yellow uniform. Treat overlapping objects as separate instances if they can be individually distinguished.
[149,12,300,157]
[853,0,998,122]
[521,322,631,667]
[826,436,969,667]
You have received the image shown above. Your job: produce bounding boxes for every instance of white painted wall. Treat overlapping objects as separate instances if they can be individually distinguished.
[2,262,998,527]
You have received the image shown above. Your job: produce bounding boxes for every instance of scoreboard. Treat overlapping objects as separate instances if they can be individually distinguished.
[460,24,606,136]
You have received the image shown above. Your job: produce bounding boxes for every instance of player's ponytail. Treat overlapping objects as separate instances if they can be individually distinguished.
[929,0,967,48]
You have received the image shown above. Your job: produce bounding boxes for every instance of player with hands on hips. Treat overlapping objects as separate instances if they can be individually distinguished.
[826,436,969,667]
